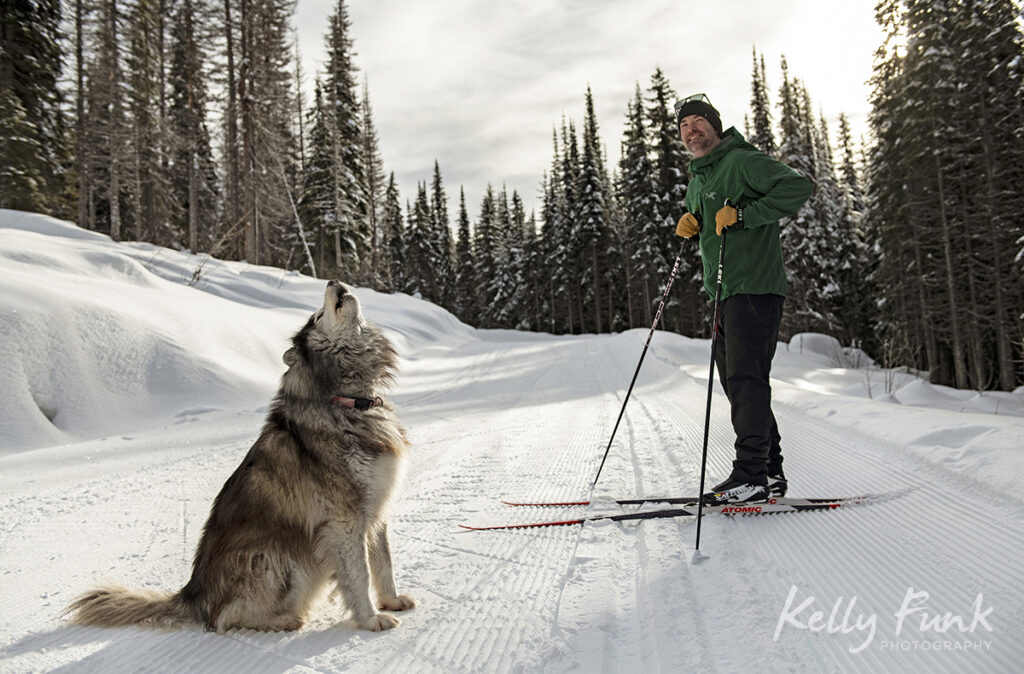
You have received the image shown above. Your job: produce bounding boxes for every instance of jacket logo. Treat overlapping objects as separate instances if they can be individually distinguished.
[704,191,719,203]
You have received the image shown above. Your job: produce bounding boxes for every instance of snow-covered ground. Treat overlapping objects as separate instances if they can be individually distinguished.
[1,209,1022,673]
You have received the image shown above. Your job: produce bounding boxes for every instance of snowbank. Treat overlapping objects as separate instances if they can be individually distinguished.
[0,210,473,452]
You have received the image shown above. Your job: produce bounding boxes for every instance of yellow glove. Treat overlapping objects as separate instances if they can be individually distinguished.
[712,203,745,234]
[715,204,740,235]
[675,213,700,238]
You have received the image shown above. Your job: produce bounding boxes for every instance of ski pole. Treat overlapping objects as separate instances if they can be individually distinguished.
[693,219,728,563]
[592,236,689,490]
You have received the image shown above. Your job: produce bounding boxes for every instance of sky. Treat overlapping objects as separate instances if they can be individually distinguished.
[294,0,886,219]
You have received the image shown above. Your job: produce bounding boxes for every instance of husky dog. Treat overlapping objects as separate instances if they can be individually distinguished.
[65,280,415,632]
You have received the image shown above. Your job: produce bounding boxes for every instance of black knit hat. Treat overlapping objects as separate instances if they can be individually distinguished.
[674,94,723,136]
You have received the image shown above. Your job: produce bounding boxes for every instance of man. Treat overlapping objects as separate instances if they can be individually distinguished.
[674,93,812,505]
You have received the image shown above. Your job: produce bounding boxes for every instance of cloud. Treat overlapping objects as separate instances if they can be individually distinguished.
[296,0,882,220]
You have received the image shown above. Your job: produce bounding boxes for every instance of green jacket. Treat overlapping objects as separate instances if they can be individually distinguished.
[684,127,813,300]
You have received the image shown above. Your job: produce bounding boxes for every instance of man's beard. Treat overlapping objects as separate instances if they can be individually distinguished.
[685,131,717,158]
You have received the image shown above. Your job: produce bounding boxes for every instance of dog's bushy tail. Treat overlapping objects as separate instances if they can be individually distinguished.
[64,584,193,629]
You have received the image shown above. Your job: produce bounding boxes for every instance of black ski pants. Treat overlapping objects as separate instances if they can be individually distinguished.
[713,293,785,485]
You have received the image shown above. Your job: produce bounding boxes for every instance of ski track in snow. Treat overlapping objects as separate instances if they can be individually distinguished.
[2,325,1022,671]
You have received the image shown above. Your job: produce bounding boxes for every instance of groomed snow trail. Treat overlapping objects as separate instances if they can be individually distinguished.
[2,327,1021,672]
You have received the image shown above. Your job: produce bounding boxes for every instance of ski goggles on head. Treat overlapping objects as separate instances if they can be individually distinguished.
[674,93,712,116]
[674,93,722,134]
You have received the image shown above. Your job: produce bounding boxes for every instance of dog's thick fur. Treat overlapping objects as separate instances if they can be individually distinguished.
[65,281,415,632]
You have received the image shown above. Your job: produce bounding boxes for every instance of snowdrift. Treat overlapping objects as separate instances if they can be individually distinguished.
[0,210,474,452]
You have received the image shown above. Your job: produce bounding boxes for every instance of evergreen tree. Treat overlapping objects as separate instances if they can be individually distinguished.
[520,209,544,331]
[955,0,1024,390]
[73,0,90,228]
[167,0,219,252]
[472,184,500,327]
[429,161,453,307]
[808,111,845,333]
[406,182,434,299]
[867,0,929,377]
[538,168,563,332]
[749,47,776,155]
[0,78,44,210]
[866,0,1024,390]
[361,78,386,286]
[299,81,334,276]
[559,120,583,332]
[452,187,476,321]
[835,111,877,353]
[381,172,405,292]
[775,58,822,338]
[221,0,242,253]
[125,0,170,243]
[776,58,817,184]
[577,87,610,333]
[83,0,130,239]
[489,186,521,328]
[603,166,629,332]
[618,83,660,329]
[898,0,969,388]
[647,68,697,335]
[508,190,537,330]
[237,0,298,266]
[837,113,865,214]
[0,0,68,214]
[322,0,367,276]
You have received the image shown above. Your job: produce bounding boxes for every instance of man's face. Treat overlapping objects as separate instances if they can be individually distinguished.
[679,114,720,158]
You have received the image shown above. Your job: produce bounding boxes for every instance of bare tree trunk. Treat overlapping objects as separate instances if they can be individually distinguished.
[318,222,325,278]
[186,0,198,253]
[642,276,652,328]
[133,120,143,241]
[977,93,1016,391]
[239,0,257,262]
[930,118,968,389]
[156,0,168,244]
[574,284,583,334]
[906,217,938,379]
[294,37,305,169]
[223,0,240,250]
[188,153,197,251]
[107,0,122,240]
[957,180,987,390]
[623,254,634,329]
[75,0,89,229]
[591,246,602,333]
[332,107,344,271]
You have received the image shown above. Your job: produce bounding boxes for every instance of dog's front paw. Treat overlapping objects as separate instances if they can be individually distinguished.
[269,614,305,632]
[378,595,416,612]
[359,612,401,631]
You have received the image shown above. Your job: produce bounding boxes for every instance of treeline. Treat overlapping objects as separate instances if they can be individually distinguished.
[2,0,1022,390]
[868,0,1024,391]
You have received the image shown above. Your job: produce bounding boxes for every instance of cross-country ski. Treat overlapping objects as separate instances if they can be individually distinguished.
[461,497,870,531]
[500,494,880,507]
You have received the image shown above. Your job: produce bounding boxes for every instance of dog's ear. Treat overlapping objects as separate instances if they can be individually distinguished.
[282,347,299,367]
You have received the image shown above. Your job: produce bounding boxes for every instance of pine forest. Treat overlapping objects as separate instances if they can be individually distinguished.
[2,0,1023,391]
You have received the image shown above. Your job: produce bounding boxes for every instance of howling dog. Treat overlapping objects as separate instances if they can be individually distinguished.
[65,280,415,632]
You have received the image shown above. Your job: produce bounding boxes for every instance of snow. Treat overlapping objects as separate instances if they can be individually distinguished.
[1,208,1023,673]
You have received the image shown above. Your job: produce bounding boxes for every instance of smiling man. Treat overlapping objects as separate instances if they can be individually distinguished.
[674,93,813,506]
